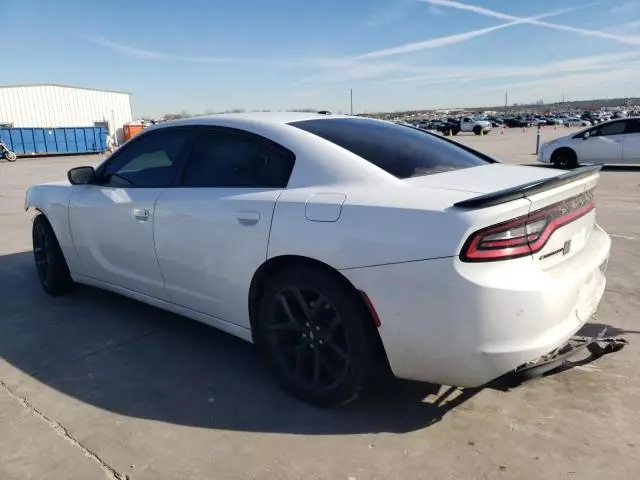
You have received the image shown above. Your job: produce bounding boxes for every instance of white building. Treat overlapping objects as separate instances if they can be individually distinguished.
[0,84,132,144]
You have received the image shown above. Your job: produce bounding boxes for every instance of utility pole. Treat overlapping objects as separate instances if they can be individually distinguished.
[350,88,354,115]
[504,91,508,114]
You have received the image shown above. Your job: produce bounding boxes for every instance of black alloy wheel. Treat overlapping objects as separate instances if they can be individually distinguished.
[266,286,351,394]
[258,268,377,407]
[32,215,74,295]
[33,219,51,288]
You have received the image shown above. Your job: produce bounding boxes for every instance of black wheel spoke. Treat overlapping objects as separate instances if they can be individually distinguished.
[276,293,298,323]
[324,337,349,361]
[325,314,341,333]
[289,287,312,319]
[274,294,307,333]
[318,353,341,379]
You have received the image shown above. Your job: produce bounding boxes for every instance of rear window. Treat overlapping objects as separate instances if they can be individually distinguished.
[290,117,489,178]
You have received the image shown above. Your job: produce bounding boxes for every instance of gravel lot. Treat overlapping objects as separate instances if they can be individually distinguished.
[1,127,639,480]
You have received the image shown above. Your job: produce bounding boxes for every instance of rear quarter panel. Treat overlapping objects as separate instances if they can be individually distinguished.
[267,184,531,269]
[25,183,81,273]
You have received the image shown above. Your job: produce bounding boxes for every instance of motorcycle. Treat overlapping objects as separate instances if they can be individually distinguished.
[0,138,17,162]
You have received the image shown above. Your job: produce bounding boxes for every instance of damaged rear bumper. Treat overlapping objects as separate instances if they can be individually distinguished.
[489,325,628,387]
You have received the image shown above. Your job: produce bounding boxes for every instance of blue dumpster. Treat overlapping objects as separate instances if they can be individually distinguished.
[0,127,107,156]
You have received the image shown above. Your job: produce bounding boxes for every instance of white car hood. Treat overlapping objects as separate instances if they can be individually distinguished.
[404,164,561,194]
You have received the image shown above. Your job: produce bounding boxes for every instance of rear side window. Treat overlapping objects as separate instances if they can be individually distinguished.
[181,129,295,188]
[625,119,640,134]
[290,118,488,179]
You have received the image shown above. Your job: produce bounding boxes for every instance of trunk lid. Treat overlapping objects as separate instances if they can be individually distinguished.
[404,164,562,195]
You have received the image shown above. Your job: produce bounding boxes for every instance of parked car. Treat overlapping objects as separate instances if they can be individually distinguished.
[538,117,640,168]
[544,118,564,126]
[564,118,592,127]
[504,118,531,128]
[425,120,446,130]
[523,117,544,126]
[26,112,610,406]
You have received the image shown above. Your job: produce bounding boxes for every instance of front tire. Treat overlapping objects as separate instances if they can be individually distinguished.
[257,267,377,407]
[473,126,481,135]
[551,148,578,169]
[32,215,75,296]
[4,150,17,162]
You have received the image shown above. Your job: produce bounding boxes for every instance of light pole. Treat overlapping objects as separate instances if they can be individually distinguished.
[350,88,353,115]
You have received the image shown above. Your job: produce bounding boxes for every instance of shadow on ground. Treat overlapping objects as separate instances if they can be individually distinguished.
[0,251,484,435]
[2,250,631,435]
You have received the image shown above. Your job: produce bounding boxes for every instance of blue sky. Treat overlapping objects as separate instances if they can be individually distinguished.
[5,0,640,116]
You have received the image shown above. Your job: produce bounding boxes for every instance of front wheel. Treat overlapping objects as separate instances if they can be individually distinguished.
[473,126,481,135]
[32,215,75,295]
[257,267,378,407]
[551,148,579,169]
[4,150,17,162]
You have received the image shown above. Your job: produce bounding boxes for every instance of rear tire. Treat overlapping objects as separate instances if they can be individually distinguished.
[551,148,578,169]
[32,215,75,296]
[257,267,378,407]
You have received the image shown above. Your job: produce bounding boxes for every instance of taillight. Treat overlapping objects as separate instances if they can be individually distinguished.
[460,190,595,262]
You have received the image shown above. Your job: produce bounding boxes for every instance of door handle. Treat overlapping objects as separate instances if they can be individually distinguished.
[236,209,260,225]
[132,208,150,221]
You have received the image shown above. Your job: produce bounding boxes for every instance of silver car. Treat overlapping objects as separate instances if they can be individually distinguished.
[538,117,640,168]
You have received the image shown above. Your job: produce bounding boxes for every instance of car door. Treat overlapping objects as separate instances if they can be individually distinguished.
[69,127,192,299]
[622,118,640,164]
[577,120,625,163]
[153,127,295,327]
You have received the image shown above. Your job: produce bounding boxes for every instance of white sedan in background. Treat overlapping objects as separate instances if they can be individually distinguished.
[538,117,640,168]
[563,118,592,127]
[26,113,610,406]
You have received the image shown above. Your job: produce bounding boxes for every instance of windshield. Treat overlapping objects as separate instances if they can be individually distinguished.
[290,117,489,179]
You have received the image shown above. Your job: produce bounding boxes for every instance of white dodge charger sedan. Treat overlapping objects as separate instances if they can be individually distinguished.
[26,112,610,406]
[538,117,640,168]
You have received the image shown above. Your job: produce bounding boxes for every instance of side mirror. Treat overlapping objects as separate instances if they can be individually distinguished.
[583,131,590,140]
[68,166,97,185]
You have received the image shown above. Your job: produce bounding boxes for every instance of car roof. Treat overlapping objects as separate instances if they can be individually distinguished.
[159,111,350,128]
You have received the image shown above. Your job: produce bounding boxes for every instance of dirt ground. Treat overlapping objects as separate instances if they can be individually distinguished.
[1,127,639,480]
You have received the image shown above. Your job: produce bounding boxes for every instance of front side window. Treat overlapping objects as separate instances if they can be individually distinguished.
[181,129,295,188]
[100,129,190,187]
[290,117,489,179]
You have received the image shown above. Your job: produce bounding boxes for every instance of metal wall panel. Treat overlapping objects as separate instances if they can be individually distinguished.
[0,85,132,144]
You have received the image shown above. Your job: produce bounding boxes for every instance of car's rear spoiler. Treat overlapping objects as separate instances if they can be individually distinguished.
[454,164,603,209]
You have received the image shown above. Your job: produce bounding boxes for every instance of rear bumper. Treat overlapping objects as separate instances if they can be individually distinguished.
[341,225,611,387]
